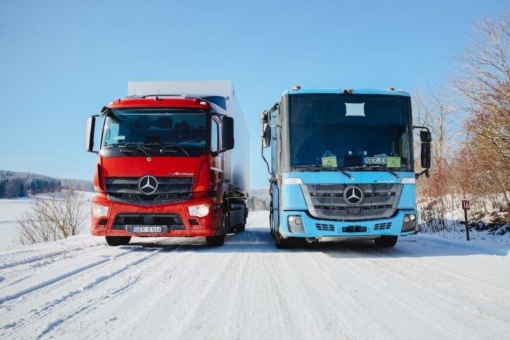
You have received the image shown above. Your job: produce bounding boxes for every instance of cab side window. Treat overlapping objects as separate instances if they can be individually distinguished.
[211,120,219,153]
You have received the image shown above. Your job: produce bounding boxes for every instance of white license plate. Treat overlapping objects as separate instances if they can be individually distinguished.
[132,226,162,233]
[365,157,387,164]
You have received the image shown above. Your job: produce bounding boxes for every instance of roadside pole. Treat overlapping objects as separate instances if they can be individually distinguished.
[462,200,470,241]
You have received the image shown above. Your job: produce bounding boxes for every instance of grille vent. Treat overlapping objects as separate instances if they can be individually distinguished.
[316,223,335,231]
[374,222,392,230]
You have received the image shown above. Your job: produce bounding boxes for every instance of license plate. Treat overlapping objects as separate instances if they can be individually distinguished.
[132,226,162,233]
[365,157,387,164]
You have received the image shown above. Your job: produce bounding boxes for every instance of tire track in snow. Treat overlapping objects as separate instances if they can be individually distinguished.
[0,246,165,339]
[35,248,164,340]
[305,243,510,339]
[0,241,104,270]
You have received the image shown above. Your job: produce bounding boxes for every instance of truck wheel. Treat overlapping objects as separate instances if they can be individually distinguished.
[105,236,131,246]
[269,210,274,237]
[275,232,291,249]
[374,236,398,248]
[236,223,245,232]
[206,235,225,247]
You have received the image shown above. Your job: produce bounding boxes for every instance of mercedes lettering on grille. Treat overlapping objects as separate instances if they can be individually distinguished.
[138,175,158,195]
[344,186,364,204]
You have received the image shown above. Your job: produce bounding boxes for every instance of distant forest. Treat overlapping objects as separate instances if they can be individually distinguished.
[0,170,94,199]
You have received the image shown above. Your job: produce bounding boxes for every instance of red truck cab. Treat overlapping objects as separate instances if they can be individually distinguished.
[85,95,238,247]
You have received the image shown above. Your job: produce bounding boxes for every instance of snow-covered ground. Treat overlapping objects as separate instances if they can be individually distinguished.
[0,193,94,248]
[1,201,510,339]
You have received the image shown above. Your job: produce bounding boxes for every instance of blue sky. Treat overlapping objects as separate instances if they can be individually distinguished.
[0,0,507,189]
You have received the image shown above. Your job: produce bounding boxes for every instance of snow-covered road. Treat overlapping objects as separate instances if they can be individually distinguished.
[1,211,509,339]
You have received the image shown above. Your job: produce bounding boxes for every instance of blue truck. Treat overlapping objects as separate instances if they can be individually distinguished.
[260,86,431,248]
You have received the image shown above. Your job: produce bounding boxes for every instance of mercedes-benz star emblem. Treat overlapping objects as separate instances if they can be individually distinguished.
[344,186,364,204]
[138,175,158,195]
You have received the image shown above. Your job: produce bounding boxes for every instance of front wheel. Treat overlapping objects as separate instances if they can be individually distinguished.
[374,235,398,248]
[275,232,292,249]
[105,236,131,246]
[206,235,225,247]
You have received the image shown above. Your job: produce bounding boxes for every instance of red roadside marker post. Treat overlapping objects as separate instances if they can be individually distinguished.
[462,200,470,241]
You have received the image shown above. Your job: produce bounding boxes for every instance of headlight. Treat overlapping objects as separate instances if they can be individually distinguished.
[188,204,210,218]
[92,203,109,218]
[288,215,304,233]
[401,214,416,232]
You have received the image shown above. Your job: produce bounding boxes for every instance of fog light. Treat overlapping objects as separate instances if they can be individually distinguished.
[188,204,210,218]
[402,214,416,232]
[288,215,304,233]
[92,203,109,218]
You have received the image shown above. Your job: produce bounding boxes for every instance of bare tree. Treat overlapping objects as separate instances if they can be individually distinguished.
[413,84,463,206]
[452,9,510,165]
[15,189,88,245]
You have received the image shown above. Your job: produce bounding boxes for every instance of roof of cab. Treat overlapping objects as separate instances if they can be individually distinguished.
[106,96,215,110]
[282,87,410,97]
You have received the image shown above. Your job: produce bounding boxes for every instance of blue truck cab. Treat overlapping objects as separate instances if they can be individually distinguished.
[260,86,431,248]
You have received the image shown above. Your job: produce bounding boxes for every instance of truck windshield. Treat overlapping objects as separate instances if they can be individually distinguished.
[289,94,413,171]
[101,109,207,156]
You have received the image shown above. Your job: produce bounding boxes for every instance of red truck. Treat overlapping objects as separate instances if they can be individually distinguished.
[85,81,249,247]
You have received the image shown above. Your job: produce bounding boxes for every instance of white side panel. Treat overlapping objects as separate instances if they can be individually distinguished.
[128,81,234,98]
[227,91,249,194]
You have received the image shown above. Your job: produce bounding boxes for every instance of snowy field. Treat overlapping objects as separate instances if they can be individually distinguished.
[0,200,510,339]
[0,193,94,248]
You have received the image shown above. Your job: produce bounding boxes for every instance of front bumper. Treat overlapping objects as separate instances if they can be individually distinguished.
[90,194,222,237]
[278,210,418,240]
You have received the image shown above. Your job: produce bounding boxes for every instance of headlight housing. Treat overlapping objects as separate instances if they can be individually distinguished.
[288,215,304,233]
[401,214,416,232]
[92,203,109,218]
[188,204,210,218]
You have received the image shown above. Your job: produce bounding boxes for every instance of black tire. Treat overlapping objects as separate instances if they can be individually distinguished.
[207,210,227,247]
[275,232,292,249]
[105,236,131,246]
[206,235,225,247]
[374,235,398,248]
[236,223,246,232]
[269,209,274,237]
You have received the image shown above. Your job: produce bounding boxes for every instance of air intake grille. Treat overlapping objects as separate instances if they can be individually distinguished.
[105,177,193,205]
[112,213,185,230]
[374,222,392,230]
[301,183,403,221]
[316,223,335,231]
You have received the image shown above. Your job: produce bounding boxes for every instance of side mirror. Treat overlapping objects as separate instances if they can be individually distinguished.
[421,142,431,169]
[85,116,98,153]
[222,116,234,151]
[262,123,271,148]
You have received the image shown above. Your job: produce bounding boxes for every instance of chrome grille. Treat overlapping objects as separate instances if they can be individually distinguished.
[105,177,193,205]
[301,183,402,221]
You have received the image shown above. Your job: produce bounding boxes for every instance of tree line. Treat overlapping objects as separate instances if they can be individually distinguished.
[0,170,93,198]
[414,9,510,229]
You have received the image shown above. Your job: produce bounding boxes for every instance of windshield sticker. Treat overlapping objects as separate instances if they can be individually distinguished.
[322,156,337,167]
[387,157,401,167]
[345,103,365,117]
[364,156,401,168]
[114,136,125,140]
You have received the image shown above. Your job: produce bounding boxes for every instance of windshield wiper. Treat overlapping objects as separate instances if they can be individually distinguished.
[363,164,400,179]
[116,142,151,156]
[292,165,331,172]
[292,165,353,180]
[145,142,190,156]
